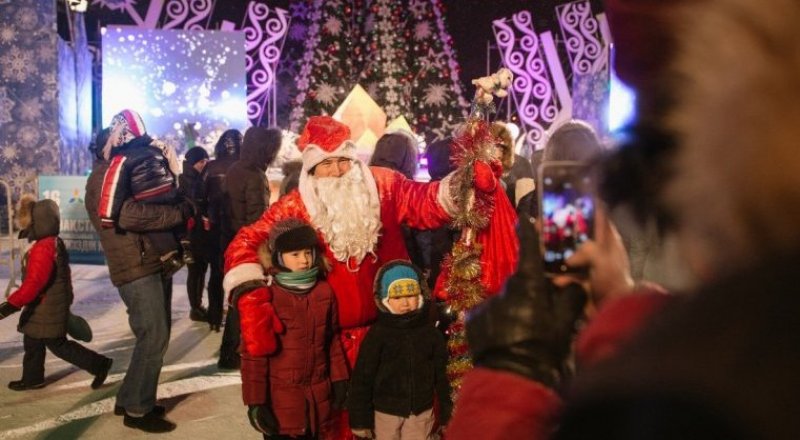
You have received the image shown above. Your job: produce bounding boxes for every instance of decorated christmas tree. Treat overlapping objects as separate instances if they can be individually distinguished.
[288,0,368,133]
[405,0,470,141]
[357,0,410,121]
[288,0,468,141]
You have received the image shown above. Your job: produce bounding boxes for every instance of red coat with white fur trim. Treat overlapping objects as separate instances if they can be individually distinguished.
[225,167,452,357]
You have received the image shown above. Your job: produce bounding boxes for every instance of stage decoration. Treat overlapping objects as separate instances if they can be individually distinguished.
[332,84,387,143]
[161,0,214,31]
[243,2,290,126]
[557,0,611,137]
[440,69,520,396]
[94,0,166,29]
[0,0,59,198]
[58,11,94,175]
[493,11,564,155]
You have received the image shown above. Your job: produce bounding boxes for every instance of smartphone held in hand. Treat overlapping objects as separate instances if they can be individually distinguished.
[538,161,595,274]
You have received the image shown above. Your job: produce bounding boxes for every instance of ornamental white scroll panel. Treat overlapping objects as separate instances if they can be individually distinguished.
[242,1,290,126]
[161,0,214,31]
[493,11,563,153]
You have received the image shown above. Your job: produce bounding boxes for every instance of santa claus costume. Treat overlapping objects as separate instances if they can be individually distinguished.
[224,116,461,438]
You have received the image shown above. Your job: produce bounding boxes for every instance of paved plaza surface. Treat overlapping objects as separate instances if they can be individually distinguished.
[0,264,258,439]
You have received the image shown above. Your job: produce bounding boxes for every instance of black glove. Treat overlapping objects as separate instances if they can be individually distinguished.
[466,216,587,388]
[247,404,279,435]
[331,380,349,410]
[178,198,196,221]
[0,301,20,320]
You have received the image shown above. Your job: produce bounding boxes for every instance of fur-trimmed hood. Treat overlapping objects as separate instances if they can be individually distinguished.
[490,122,515,171]
[16,195,59,241]
[666,0,800,278]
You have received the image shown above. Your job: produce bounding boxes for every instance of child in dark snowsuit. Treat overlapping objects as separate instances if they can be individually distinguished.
[238,218,350,439]
[97,109,192,276]
[0,196,113,391]
[347,261,452,440]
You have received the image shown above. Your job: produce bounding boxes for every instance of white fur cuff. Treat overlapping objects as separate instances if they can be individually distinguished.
[223,262,265,296]
[437,172,459,218]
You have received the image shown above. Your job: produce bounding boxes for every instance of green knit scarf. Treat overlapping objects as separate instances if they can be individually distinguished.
[274,267,319,292]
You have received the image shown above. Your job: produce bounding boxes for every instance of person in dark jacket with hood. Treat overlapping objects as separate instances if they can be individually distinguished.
[179,147,210,322]
[218,126,281,369]
[347,260,452,439]
[0,196,113,392]
[203,129,242,332]
[424,138,458,293]
[369,132,419,181]
[490,122,535,214]
[369,132,428,273]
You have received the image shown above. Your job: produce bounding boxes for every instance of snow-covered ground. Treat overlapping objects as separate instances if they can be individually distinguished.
[0,263,258,439]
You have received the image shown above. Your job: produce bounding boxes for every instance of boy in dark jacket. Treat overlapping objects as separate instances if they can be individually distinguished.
[97,109,192,276]
[0,196,113,391]
[347,261,452,439]
[239,218,349,439]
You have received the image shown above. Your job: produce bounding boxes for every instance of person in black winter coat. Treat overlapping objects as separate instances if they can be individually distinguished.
[424,138,459,290]
[217,126,281,370]
[179,147,210,322]
[369,132,428,272]
[203,129,242,332]
[347,260,452,440]
[0,196,113,391]
[224,127,282,233]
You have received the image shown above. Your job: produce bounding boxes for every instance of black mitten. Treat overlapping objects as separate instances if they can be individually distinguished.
[247,404,279,435]
[331,380,349,410]
[466,216,587,388]
[0,301,20,320]
[178,197,196,221]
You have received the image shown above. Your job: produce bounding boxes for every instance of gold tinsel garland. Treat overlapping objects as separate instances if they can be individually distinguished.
[442,118,499,399]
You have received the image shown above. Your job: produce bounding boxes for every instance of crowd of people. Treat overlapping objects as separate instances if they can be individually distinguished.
[2,0,800,438]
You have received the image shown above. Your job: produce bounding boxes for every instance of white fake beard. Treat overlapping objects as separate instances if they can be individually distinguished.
[310,165,382,264]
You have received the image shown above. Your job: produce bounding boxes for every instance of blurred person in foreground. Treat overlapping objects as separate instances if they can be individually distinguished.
[448,0,800,438]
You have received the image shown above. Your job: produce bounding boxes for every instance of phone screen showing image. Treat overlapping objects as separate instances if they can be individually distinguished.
[540,164,595,274]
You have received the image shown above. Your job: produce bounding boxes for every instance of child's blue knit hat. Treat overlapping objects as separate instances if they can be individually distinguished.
[379,264,421,301]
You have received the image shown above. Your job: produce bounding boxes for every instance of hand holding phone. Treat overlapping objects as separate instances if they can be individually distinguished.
[538,161,595,275]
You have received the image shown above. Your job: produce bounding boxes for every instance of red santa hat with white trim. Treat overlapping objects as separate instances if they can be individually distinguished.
[296,115,358,172]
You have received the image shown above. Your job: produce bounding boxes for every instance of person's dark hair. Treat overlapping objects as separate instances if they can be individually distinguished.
[543,120,604,163]
[425,137,455,182]
[370,132,419,179]
[241,127,282,171]
[280,160,303,196]
[90,128,111,161]
[213,129,243,160]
